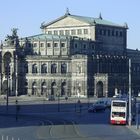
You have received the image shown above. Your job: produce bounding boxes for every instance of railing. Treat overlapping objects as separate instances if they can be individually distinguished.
[0,135,24,140]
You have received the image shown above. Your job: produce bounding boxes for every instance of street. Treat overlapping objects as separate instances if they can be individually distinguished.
[0,98,140,140]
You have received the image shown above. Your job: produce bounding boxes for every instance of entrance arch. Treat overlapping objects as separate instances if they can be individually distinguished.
[61,82,66,96]
[41,82,47,96]
[51,82,57,96]
[32,82,37,96]
[96,81,103,97]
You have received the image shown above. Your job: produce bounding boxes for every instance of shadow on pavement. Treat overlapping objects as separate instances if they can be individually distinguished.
[0,101,111,128]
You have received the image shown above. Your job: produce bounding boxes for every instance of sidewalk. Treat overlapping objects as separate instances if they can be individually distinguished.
[127,124,140,137]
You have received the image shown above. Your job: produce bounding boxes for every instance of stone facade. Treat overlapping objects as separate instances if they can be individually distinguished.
[0,12,140,98]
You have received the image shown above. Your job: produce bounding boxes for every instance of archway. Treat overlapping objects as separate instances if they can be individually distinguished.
[41,82,47,96]
[61,82,66,96]
[96,81,103,97]
[32,82,37,96]
[3,52,12,76]
[51,82,57,96]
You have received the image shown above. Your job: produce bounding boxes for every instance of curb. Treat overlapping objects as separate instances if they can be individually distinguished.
[126,125,140,136]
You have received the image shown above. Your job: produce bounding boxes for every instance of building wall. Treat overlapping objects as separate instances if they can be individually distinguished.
[0,14,140,98]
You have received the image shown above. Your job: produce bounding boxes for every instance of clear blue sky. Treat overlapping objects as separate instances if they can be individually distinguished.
[0,0,140,49]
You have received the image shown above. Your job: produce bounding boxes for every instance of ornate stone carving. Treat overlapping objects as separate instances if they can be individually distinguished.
[5,28,18,46]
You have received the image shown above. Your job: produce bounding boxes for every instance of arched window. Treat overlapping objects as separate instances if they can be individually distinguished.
[32,64,37,73]
[51,63,57,73]
[61,82,66,96]
[3,52,12,76]
[32,82,37,95]
[51,82,57,95]
[41,64,47,73]
[77,83,81,97]
[41,82,47,96]
[61,63,67,74]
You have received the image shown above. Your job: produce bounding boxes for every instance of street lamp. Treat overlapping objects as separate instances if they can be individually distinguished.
[128,58,132,126]
[57,93,60,112]
[6,63,10,112]
[15,99,18,121]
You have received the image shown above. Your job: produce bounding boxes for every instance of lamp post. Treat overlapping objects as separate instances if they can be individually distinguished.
[87,86,90,108]
[57,93,60,112]
[128,58,132,126]
[15,99,18,121]
[73,86,77,112]
[6,63,10,112]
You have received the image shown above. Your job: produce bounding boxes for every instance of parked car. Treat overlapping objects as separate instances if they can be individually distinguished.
[88,102,106,112]
[98,98,112,108]
[47,95,55,101]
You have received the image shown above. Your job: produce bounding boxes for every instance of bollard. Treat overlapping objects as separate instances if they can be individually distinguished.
[2,135,4,140]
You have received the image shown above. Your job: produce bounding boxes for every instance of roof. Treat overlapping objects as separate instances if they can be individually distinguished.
[41,13,127,29]
[21,34,70,41]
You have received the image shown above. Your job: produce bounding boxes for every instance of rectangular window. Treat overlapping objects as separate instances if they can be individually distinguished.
[83,44,86,49]
[100,29,102,35]
[108,30,110,36]
[91,44,95,49]
[65,30,70,35]
[113,102,125,107]
[59,30,64,35]
[54,30,58,35]
[71,30,76,35]
[116,31,118,36]
[48,31,52,35]
[84,29,88,34]
[75,43,77,48]
[61,43,65,47]
[77,29,82,35]
[120,31,122,37]
[112,30,114,36]
[40,43,44,47]
[103,30,106,36]
[47,43,51,47]
[54,43,58,47]
[34,43,37,47]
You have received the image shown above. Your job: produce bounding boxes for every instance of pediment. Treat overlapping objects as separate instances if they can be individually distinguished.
[46,16,90,28]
